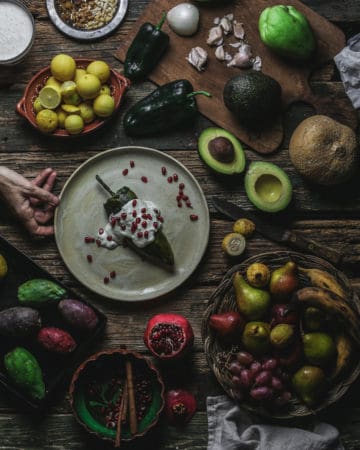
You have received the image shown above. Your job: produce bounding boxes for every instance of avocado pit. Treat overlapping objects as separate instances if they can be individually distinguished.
[208,137,235,163]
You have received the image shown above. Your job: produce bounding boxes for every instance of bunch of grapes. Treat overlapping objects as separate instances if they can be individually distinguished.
[228,351,292,407]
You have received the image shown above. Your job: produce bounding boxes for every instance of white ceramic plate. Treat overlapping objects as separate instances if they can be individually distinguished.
[54,147,210,301]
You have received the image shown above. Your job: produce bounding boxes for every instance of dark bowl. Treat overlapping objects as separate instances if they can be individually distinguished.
[69,348,165,443]
[16,58,130,137]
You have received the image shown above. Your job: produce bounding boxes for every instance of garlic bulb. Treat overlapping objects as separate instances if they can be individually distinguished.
[167,3,200,37]
[186,47,208,71]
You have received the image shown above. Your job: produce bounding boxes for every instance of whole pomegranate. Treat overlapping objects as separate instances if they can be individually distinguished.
[165,389,196,426]
[144,313,194,360]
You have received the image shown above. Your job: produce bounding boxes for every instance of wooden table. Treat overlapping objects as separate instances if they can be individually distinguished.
[0,1,360,448]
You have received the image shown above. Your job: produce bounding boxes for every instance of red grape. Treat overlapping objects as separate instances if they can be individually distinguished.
[271,376,284,391]
[250,387,273,401]
[236,351,254,366]
[249,361,262,376]
[254,370,272,387]
[239,369,253,388]
[229,361,243,376]
[262,358,278,371]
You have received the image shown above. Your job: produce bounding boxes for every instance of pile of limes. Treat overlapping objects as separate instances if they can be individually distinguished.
[34,54,115,135]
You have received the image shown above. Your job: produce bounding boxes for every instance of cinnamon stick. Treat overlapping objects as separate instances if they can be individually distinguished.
[126,360,138,435]
[115,379,128,448]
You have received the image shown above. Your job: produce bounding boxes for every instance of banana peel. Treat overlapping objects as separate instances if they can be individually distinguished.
[330,332,353,380]
[96,177,174,272]
[299,267,346,299]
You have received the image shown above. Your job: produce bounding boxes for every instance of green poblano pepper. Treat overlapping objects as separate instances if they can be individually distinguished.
[258,5,316,60]
[5,347,45,400]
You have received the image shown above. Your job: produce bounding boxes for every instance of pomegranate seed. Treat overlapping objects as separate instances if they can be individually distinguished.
[107,235,113,241]
[121,212,127,220]
[142,221,147,228]
[186,201,192,208]
[99,228,104,235]
[158,216,164,223]
[141,176,148,183]
[177,202,182,208]
[87,254,93,263]
[130,160,135,168]
[111,217,116,227]
[153,222,158,229]
[190,214,198,221]
[136,217,141,224]
[122,168,128,176]
[137,231,143,238]
[121,224,126,230]
[131,224,137,233]
[142,214,147,219]
[176,195,181,202]
[110,271,116,278]
[104,276,109,284]
[144,231,149,238]
[167,176,173,183]
[173,173,178,182]
[154,208,159,214]
[179,183,185,190]
[141,207,146,213]
[96,239,101,246]
[132,210,137,217]
[183,195,188,201]
[84,236,95,243]
[161,166,167,175]
[147,214,152,220]
[132,199,137,207]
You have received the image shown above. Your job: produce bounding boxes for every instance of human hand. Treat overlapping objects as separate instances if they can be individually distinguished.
[0,167,59,236]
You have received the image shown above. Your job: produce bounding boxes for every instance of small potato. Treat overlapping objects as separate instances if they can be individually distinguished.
[0,307,41,338]
[37,327,76,354]
[58,299,98,332]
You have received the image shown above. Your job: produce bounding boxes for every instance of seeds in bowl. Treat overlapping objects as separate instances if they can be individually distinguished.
[55,0,119,31]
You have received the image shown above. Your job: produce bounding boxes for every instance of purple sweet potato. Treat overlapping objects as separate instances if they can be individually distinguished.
[0,307,41,338]
[37,327,77,354]
[58,299,99,332]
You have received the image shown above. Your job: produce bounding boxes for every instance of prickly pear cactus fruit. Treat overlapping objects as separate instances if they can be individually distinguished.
[4,347,45,400]
[18,279,66,307]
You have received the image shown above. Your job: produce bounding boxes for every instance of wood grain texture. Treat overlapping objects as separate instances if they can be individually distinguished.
[0,0,360,448]
[114,0,357,153]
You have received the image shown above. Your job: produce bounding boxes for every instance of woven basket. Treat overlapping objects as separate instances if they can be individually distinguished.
[202,251,360,419]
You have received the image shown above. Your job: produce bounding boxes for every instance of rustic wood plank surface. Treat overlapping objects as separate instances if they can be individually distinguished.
[0,0,360,449]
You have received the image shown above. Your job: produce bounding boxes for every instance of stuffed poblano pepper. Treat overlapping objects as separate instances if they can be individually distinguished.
[96,175,174,271]
[123,79,211,136]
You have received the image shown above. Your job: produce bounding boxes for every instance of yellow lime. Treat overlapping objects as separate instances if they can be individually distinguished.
[79,102,95,123]
[74,68,87,84]
[45,76,61,91]
[61,104,80,114]
[38,86,61,109]
[100,84,111,95]
[36,109,58,133]
[50,54,76,82]
[93,94,115,117]
[76,73,101,100]
[56,108,67,128]
[63,92,81,105]
[0,254,8,279]
[86,60,110,83]
[33,97,44,113]
[65,114,84,134]
[61,80,77,97]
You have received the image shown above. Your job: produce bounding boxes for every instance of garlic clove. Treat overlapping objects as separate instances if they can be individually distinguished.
[252,55,262,71]
[227,44,253,69]
[225,13,234,21]
[215,45,226,61]
[233,21,245,40]
[220,16,232,35]
[206,26,223,46]
[213,17,220,25]
[229,42,242,48]
[186,46,208,72]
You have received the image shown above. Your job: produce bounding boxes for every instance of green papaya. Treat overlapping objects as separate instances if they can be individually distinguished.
[4,347,45,400]
[18,279,66,307]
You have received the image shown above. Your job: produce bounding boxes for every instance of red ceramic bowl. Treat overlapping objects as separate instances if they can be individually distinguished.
[16,58,130,137]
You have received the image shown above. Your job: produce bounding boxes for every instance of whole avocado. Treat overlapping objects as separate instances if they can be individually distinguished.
[223,71,282,128]
[259,5,316,60]
[18,279,66,307]
[4,347,45,400]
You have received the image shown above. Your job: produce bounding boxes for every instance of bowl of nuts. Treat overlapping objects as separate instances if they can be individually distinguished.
[69,348,165,444]
[16,55,130,137]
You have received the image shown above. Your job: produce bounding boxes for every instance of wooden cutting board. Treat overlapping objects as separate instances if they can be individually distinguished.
[115,0,356,153]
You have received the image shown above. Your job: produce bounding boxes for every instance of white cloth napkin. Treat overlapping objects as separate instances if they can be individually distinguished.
[207,396,344,450]
[334,33,360,109]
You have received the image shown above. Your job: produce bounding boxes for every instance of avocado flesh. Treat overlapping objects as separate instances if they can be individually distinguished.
[198,127,246,175]
[244,162,292,213]
[223,72,282,128]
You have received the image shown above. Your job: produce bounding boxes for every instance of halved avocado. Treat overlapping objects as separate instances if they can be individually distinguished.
[198,127,246,175]
[244,162,292,213]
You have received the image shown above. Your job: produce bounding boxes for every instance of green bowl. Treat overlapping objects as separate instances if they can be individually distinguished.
[69,349,165,443]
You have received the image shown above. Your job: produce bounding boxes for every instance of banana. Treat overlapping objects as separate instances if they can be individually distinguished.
[299,267,346,299]
[330,332,353,380]
[295,287,360,346]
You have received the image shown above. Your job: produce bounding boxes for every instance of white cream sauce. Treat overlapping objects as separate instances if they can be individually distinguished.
[0,2,34,62]
[97,199,163,249]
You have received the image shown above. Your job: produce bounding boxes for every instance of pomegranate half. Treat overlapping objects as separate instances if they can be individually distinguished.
[143,313,194,360]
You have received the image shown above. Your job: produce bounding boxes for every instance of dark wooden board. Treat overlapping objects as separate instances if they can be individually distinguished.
[115,0,357,154]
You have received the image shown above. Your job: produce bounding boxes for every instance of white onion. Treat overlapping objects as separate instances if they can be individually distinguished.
[167,3,200,37]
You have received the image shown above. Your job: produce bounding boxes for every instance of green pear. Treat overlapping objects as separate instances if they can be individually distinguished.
[269,261,299,300]
[292,365,325,406]
[270,324,295,349]
[233,272,271,320]
[303,332,337,367]
[241,321,270,354]
[303,307,326,331]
